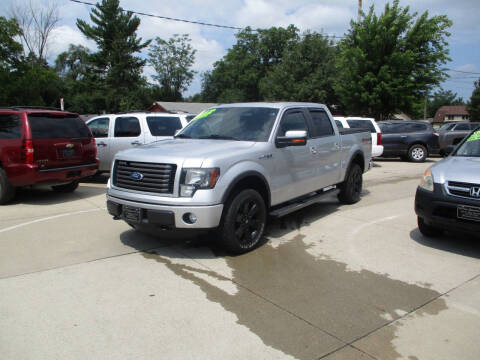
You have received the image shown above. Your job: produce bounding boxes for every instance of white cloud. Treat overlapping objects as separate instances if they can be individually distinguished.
[47,25,96,61]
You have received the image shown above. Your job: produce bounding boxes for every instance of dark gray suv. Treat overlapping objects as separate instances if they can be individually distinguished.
[437,122,480,156]
[378,121,440,162]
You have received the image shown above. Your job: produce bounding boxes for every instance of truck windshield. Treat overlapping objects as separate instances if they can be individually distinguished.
[177,107,279,142]
[455,130,480,157]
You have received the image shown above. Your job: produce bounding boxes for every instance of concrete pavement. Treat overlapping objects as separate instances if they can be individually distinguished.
[0,159,479,359]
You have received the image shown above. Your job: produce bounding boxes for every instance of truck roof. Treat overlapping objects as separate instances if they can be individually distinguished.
[214,102,329,110]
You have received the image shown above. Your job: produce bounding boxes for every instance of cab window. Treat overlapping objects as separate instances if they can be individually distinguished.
[114,117,141,137]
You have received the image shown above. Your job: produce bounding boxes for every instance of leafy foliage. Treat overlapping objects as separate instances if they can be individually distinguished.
[148,34,196,101]
[77,0,150,112]
[0,17,23,69]
[469,79,480,121]
[260,31,338,105]
[335,0,452,120]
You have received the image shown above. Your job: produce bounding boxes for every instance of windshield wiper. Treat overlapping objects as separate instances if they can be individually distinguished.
[199,134,239,141]
[174,133,191,139]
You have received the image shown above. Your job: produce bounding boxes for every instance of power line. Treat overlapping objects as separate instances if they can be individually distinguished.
[69,0,243,30]
[447,68,480,75]
[69,0,346,39]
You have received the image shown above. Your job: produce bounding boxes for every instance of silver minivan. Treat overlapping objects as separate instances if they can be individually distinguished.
[87,112,195,172]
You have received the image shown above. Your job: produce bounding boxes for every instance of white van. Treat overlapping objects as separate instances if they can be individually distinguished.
[334,117,383,157]
[87,112,195,172]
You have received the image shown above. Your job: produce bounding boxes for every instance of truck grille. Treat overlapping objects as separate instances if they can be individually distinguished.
[446,181,480,200]
[113,160,176,194]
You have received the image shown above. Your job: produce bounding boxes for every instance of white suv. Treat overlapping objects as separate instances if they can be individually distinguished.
[334,117,383,157]
[87,112,195,172]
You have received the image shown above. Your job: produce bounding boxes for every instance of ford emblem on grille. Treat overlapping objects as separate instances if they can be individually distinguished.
[130,172,144,181]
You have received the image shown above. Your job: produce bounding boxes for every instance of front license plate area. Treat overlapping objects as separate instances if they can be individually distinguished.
[457,205,480,222]
[123,206,141,223]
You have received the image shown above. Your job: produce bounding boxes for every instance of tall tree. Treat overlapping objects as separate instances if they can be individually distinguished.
[260,31,338,105]
[469,79,480,121]
[55,44,92,81]
[335,0,452,120]
[77,0,150,112]
[201,25,299,102]
[148,34,196,101]
[9,0,59,62]
[427,89,464,118]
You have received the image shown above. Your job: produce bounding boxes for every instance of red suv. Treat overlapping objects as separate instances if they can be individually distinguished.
[0,107,98,204]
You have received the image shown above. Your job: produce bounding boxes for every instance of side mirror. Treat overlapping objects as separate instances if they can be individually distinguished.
[444,145,455,156]
[275,130,308,148]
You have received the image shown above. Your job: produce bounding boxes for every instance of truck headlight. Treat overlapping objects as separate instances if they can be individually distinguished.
[419,170,434,191]
[180,168,220,197]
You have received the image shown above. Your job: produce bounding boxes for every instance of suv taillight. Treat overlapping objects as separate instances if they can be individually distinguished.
[377,133,382,146]
[22,140,35,164]
[92,137,98,160]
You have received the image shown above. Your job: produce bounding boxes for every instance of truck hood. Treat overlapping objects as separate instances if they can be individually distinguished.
[432,156,480,184]
[115,139,257,168]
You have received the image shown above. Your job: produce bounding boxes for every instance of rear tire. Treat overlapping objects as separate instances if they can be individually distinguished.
[220,189,267,254]
[0,168,16,205]
[52,180,79,193]
[408,144,427,162]
[338,163,363,204]
[417,216,443,237]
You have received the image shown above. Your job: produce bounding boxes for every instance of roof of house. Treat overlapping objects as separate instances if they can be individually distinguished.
[147,101,219,114]
[433,105,469,123]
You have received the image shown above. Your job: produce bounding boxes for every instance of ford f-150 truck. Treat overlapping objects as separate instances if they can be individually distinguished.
[106,103,372,253]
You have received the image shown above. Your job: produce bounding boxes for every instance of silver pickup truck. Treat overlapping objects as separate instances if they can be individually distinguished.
[106,103,372,253]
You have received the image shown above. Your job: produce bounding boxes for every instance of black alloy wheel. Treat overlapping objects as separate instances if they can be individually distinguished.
[221,189,266,254]
[338,163,363,204]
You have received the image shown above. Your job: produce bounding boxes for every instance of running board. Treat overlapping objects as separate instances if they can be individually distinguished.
[269,188,340,218]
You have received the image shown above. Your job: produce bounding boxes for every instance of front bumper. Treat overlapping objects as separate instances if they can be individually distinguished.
[415,185,480,234]
[106,195,224,229]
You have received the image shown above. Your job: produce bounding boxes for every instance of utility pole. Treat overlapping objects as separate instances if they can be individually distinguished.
[358,0,362,22]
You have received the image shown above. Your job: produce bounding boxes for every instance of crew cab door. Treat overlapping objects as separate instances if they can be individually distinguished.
[271,109,317,204]
[306,108,343,186]
[87,116,111,171]
[109,116,145,168]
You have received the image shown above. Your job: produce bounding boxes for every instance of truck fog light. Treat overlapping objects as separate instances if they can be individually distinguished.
[183,213,197,224]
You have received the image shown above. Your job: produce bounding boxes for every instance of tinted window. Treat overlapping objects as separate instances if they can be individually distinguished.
[471,123,480,130]
[0,115,21,139]
[186,115,196,122]
[378,123,399,134]
[28,114,90,139]
[114,117,141,137]
[455,124,470,131]
[278,111,308,137]
[147,116,182,136]
[439,123,455,131]
[87,117,109,138]
[406,123,429,132]
[309,110,334,137]
[335,120,344,129]
[346,119,376,133]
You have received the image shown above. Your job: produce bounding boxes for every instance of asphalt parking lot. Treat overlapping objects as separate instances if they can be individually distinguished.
[1,158,479,360]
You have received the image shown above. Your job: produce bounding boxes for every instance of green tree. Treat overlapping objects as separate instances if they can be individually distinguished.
[335,0,452,120]
[148,34,196,101]
[468,79,480,121]
[260,31,338,105]
[427,89,464,118]
[201,25,299,102]
[0,17,23,69]
[76,0,150,112]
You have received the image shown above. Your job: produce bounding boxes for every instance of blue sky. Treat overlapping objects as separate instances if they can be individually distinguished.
[2,0,479,101]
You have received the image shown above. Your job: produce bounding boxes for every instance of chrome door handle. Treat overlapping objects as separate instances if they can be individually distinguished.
[400,136,407,138]
[310,146,317,154]
[97,141,107,147]
[131,141,142,146]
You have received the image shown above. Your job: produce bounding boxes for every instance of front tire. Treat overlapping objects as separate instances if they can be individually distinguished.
[417,216,443,237]
[220,189,267,254]
[0,168,16,205]
[408,144,427,162]
[338,163,363,204]
[52,180,79,193]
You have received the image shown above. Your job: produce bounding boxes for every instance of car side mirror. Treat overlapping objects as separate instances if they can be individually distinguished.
[444,145,455,156]
[276,130,308,148]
